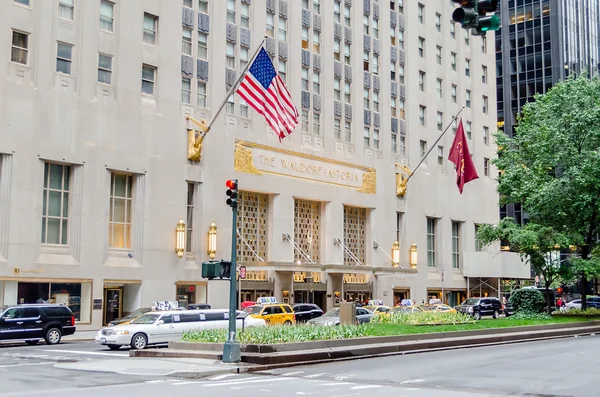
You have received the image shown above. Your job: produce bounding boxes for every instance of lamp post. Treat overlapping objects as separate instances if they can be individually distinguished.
[207,220,217,259]
[391,241,400,267]
[175,217,186,258]
[409,241,418,269]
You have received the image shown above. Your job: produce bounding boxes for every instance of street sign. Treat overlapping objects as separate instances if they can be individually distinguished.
[239,265,246,280]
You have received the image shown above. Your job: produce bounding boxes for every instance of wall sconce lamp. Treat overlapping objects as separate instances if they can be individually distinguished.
[392,241,400,267]
[207,220,217,259]
[176,217,186,258]
[409,241,418,269]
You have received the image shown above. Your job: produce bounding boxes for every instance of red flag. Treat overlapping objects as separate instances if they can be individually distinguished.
[448,118,479,194]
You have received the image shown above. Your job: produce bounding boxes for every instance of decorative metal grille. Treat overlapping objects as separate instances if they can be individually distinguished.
[343,206,366,266]
[293,271,322,282]
[294,199,320,263]
[236,191,269,263]
[344,273,367,283]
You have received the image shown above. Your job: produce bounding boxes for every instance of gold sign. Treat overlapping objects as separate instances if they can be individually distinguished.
[13,268,43,274]
[233,140,376,194]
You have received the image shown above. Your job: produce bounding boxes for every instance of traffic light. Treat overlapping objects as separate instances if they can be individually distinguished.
[202,260,232,280]
[451,0,478,29]
[226,179,238,208]
[452,0,500,36]
[476,0,500,34]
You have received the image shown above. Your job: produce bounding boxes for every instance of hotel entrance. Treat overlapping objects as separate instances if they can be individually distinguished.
[103,280,141,326]
[103,288,122,325]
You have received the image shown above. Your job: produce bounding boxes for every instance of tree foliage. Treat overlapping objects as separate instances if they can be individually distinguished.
[509,288,545,314]
[493,74,600,309]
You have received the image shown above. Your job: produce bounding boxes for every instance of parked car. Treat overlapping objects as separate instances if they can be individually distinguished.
[292,303,324,323]
[503,301,516,317]
[0,304,76,345]
[392,305,423,314]
[455,297,503,320]
[108,307,152,326]
[307,307,372,326]
[244,303,296,326]
[419,304,457,313]
[96,309,265,350]
[566,297,600,310]
[364,306,393,316]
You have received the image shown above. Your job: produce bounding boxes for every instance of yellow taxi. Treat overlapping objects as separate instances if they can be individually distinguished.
[364,305,393,316]
[419,304,457,313]
[391,305,423,314]
[244,303,296,326]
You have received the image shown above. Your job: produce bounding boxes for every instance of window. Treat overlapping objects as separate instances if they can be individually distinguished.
[344,121,351,142]
[399,136,406,156]
[313,0,320,15]
[451,84,457,103]
[59,0,74,20]
[334,39,341,61]
[475,224,483,251]
[334,2,340,23]
[363,88,370,108]
[266,12,274,37]
[240,47,249,69]
[334,78,341,100]
[398,30,404,49]
[373,129,380,149]
[399,100,405,119]
[436,45,442,65]
[182,28,192,55]
[56,42,73,75]
[452,118,458,133]
[226,95,234,114]
[466,90,471,108]
[390,96,396,117]
[420,140,427,158]
[436,78,442,98]
[363,50,369,71]
[398,65,404,84]
[197,81,206,107]
[482,95,489,113]
[419,105,426,126]
[302,27,309,49]
[452,222,460,269]
[109,173,133,249]
[437,145,444,166]
[278,61,287,82]
[363,127,371,147]
[418,71,425,91]
[435,13,441,32]
[183,0,192,8]
[41,163,70,245]
[417,3,424,24]
[226,43,235,69]
[143,14,158,44]
[98,54,112,84]
[436,112,443,131]
[427,218,436,267]
[100,0,114,32]
[344,81,351,103]
[372,18,379,38]
[390,26,396,46]
[481,36,487,53]
[312,31,320,53]
[313,113,320,135]
[186,183,195,253]
[278,18,286,41]
[182,78,191,104]
[483,126,490,145]
[466,121,472,139]
[14,0,29,5]
[418,37,425,57]
[241,2,250,28]
[197,33,207,60]
[240,97,248,117]
[482,65,488,83]
[451,52,456,71]
[141,64,156,95]
[373,90,379,112]
[373,54,379,75]
[301,110,309,132]
[301,67,309,91]
[334,118,341,140]
[465,59,471,77]
[363,14,369,34]
[450,20,455,39]
[227,0,235,23]
[199,0,208,13]
[11,31,28,65]
[344,5,351,26]
[344,43,351,65]
[464,29,469,46]
[390,61,396,81]
[391,131,397,153]
[484,158,490,176]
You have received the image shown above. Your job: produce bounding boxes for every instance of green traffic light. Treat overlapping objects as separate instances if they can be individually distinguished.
[479,14,501,31]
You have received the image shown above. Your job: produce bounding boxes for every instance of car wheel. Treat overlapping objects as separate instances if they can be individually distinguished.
[45,328,62,345]
[283,320,292,326]
[493,310,499,319]
[473,311,481,320]
[107,344,121,350]
[25,340,39,345]
[131,333,148,350]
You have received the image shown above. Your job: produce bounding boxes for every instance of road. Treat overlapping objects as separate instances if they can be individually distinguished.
[1,335,598,396]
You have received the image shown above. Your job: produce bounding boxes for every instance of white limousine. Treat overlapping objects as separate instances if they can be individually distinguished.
[95,309,265,350]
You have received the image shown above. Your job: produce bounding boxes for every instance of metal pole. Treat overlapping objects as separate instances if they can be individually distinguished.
[441,269,445,304]
[222,196,241,363]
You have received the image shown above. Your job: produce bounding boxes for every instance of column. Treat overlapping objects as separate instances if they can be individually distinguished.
[133,174,146,264]
[0,154,12,261]
[69,164,84,261]
[322,201,344,265]
[268,194,294,263]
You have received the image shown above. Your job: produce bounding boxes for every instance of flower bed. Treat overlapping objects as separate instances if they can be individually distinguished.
[370,311,475,325]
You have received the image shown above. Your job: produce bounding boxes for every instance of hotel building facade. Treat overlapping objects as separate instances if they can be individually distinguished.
[0,0,527,329]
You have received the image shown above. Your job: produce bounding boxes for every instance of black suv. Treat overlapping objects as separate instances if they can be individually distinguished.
[0,304,76,345]
[455,297,503,320]
[292,303,324,323]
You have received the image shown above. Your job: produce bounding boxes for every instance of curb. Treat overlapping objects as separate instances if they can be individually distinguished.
[168,366,250,379]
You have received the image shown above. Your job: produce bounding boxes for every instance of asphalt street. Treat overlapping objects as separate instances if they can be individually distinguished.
[1,335,599,396]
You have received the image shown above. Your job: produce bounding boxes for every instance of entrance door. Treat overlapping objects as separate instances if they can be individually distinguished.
[313,291,325,310]
[103,288,123,325]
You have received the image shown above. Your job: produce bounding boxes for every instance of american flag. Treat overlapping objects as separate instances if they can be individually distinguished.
[237,48,299,141]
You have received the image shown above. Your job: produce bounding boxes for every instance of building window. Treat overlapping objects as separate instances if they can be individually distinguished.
[183,0,192,8]
[475,224,483,251]
[11,31,29,65]
[363,127,371,147]
[427,218,436,267]
[373,90,379,111]
[466,121,472,139]
[436,78,442,98]
[372,17,379,38]
[278,18,287,41]
[241,2,250,28]
[226,43,235,69]
[313,31,320,54]
[198,0,208,13]
[464,29,470,46]
[334,2,340,23]
[240,47,249,69]
[450,20,455,39]
[466,90,471,108]
[438,145,444,170]
[481,36,487,53]
[398,65,404,84]
[343,206,366,266]
[334,78,341,100]
[419,105,426,126]
[301,110,309,132]
[59,0,74,20]
[451,52,456,71]
[197,81,206,107]
[240,98,249,118]
[56,42,73,75]
[399,136,406,156]
[391,131,397,153]
[373,53,380,74]
[313,113,321,135]
[197,33,208,60]
[141,64,156,95]
[227,0,235,23]
[182,28,192,55]
[143,13,157,44]
[418,71,425,91]
[344,5,351,26]
[344,81,351,103]
[236,191,269,263]
[451,84,457,103]
[334,39,341,61]
[313,72,320,93]
[344,120,351,142]
[482,65,488,84]
[41,163,70,245]
[483,95,489,113]
[373,129,380,150]
[109,173,133,249]
[301,67,309,91]
[98,54,112,84]
[452,221,460,269]
[344,43,351,65]
[186,183,195,253]
[100,0,114,32]
[418,37,425,57]
[390,61,396,81]
[484,158,490,176]
[483,126,490,145]
[399,99,405,119]
[363,14,369,34]
[334,118,341,140]
[465,58,471,77]
[436,45,442,65]
[435,13,441,32]
[398,30,404,49]
[363,88,370,108]
[436,112,443,131]
[14,0,29,5]
[420,140,427,158]
[294,199,321,263]
[266,12,274,37]
[452,118,458,133]
[390,96,397,117]
[181,78,191,104]
[226,95,234,114]
[417,3,424,24]
[278,61,287,82]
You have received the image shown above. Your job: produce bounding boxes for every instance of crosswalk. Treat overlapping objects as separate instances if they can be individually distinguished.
[0,348,128,368]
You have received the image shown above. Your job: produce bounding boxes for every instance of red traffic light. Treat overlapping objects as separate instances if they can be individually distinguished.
[226,179,237,189]
[557,287,563,293]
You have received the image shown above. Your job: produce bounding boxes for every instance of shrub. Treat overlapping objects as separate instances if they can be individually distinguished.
[371,311,474,325]
[553,308,600,316]
[509,288,545,313]
[508,311,552,320]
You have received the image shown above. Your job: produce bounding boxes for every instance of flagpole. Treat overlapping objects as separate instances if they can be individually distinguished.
[404,106,466,182]
[205,37,267,132]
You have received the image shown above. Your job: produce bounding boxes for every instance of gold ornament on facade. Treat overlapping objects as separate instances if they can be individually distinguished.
[186,115,210,162]
[357,170,376,194]
[395,163,413,197]
[233,141,262,175]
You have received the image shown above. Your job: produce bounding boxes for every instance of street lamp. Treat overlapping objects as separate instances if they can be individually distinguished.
[391,241,400,267]
[207,220,217,259]
[409,241,418,269]
[175,217,186,258]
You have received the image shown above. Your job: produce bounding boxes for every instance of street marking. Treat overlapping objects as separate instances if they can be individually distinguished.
[304,373,328,378]
[282,371,305,376]
[350,385,382,390]
[202,377,297,387]
[172,381,203,385]
[400,379,425,384]
[209,374,238,380]
[0,362,53,368]
[43,349,128,357]
[321,382,354,386]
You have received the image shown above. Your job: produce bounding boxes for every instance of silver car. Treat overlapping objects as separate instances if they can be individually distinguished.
[306,307,372,326]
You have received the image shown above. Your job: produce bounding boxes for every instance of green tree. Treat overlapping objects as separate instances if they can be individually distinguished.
[477,218,571,313]
[494,73,600,310]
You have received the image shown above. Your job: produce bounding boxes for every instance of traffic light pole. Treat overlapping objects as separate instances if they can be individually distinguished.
[222,202,241,363]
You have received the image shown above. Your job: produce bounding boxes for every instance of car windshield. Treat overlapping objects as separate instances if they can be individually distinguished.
[125,308,149,319]
[131,314,160,324]
[322,308,340,317]
[245,306,263,315]
[461,298,480,305]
